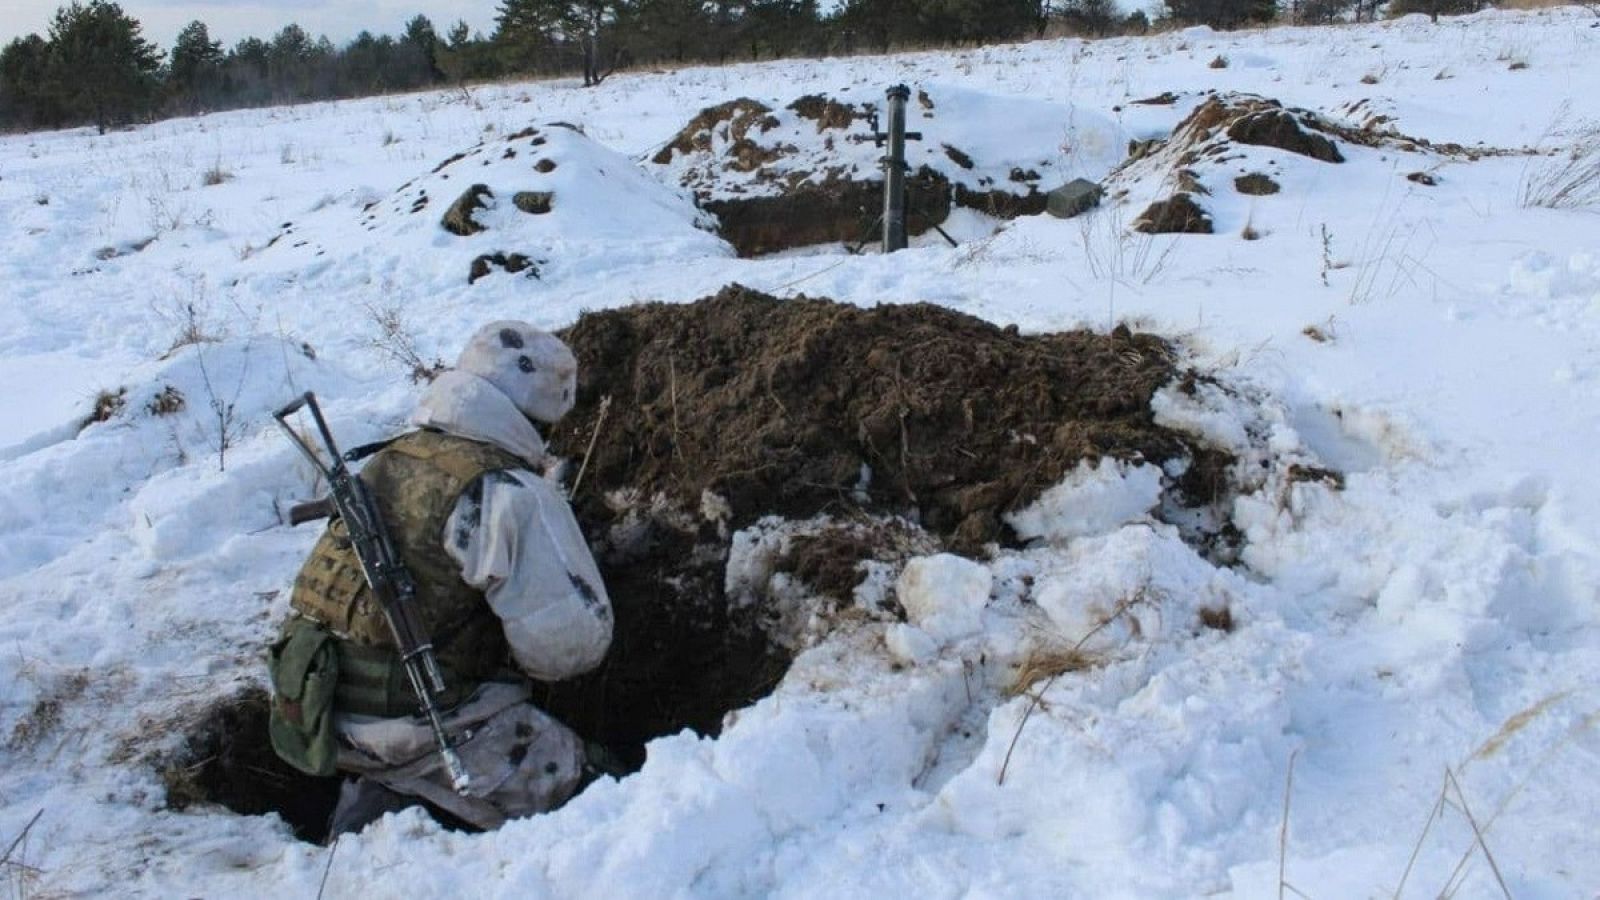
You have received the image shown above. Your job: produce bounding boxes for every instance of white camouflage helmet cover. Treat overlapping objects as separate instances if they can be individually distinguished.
[456,320,578,424]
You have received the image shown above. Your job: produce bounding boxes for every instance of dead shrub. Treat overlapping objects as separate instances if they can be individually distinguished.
[363,300,446,383]
[1520,110,1600,210]
[85,387,127,427]
[146,385,185,416]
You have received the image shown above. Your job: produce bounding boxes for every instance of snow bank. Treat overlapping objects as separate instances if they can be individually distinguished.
[1005,459,1164,542]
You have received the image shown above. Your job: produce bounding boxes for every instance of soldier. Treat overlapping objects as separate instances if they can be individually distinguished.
[269,321,616,837]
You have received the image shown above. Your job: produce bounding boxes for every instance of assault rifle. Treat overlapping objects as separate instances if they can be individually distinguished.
[274,391,471,795]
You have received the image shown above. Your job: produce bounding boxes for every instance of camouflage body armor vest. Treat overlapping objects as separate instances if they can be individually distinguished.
[289,430,526,716]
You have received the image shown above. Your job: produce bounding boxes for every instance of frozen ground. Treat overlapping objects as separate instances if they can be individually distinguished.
[1,7,1598,898]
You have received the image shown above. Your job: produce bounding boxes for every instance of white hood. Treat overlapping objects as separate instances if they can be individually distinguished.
[410,370,550,468]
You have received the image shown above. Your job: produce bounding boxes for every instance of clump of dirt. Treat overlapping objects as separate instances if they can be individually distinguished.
[6,670,88,750]
[944,145,975,169]
[1175,169,1210,195]
[161,688,341,844]
[469,251,539,284]
[773,517,935,609]
[1135,193,1213,234]
[727,138,786,173]
[788,95,861,131]
[1198,606,1235,633]
[704,167,950,257]
[652,99,777,165]
[1226,109,1344,163]
[513,191,553,214]
[442,184,492,236]
[1235,172,1280,195]
[953,183,1045,218]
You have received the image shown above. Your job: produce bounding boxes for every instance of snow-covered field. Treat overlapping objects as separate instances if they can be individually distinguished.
[3,8,1599,897]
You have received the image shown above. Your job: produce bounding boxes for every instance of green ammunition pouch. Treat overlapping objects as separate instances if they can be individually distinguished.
[267,618,340,777]
[333,641,480,720]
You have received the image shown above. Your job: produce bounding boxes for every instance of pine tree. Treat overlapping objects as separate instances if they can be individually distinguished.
[0,34,57,128]
[494,0,620,84]
[401,14,443,81]
[168,20,222,112]
[1163,0,1275,28]
[46,1,163,133]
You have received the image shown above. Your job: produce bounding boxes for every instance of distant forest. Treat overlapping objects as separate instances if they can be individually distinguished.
[1,0,1493,133]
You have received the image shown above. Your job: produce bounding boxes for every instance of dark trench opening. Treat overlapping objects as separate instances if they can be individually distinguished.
[160,285,1236,844]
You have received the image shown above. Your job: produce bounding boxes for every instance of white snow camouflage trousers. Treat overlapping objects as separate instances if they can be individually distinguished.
[333,681,585,830]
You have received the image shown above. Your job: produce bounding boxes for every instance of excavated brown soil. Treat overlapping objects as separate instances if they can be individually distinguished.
[704,167,951,257]
[530,287,1232,753]
[549,285,1217,546]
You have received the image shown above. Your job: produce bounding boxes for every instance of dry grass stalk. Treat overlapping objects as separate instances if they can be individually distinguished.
[1279,749,1300,900]
[316,836,340,900]
[1442,769,1513,900]
[997,590,1147,785]
[0,809,43,869]
[571,395,613,497]
[669,357,683,461]
[1520,103,1600,210]
[1008,645,1095,695]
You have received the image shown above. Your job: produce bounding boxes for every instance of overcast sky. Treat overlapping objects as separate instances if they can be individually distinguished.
[1,0,504,51]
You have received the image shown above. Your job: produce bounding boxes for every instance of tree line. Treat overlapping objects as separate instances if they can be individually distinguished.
[1,0,1494,134]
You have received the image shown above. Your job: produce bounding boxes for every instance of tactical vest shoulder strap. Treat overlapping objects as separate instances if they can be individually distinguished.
[384,430,527,484]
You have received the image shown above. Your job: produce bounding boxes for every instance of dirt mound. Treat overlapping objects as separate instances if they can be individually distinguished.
[787,95,862,131]
[652,98,779,166]
[532,286,1230,756]
[648,89,1082,253]
[1105,92,1360,235]
[442,183,492,236]
[1135,193,1214,234]
[550,286,1220,547]
[1164,95,1345,164]
[1226,107,1343,163]
[1234,173,1280,195]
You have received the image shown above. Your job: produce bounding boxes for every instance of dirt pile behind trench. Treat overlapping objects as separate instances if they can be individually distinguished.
[550,285,1217,546]
[533,286,1231,751]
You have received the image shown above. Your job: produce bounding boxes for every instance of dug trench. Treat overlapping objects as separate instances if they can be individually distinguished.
[161,285,1237,843]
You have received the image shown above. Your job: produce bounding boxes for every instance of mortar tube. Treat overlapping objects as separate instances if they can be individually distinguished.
[882,84,911,253]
